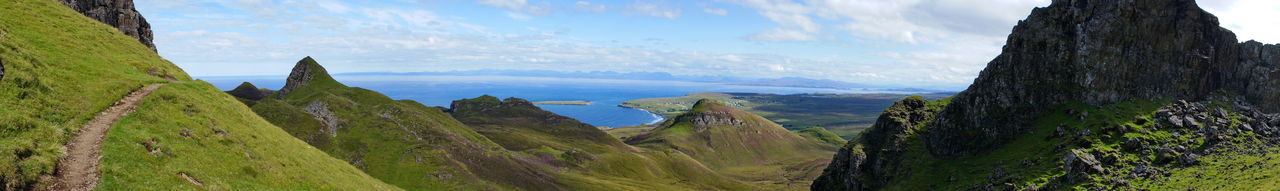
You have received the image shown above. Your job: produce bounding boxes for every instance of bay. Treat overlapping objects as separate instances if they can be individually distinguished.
[203,75,869,128]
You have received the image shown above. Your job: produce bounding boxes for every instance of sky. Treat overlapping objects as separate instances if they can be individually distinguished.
[135,0,1280,88]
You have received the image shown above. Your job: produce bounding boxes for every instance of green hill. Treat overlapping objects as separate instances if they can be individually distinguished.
[0,0,394,190]
[627,99,837,190]
[251,57,560,190]
[449,96,756,190]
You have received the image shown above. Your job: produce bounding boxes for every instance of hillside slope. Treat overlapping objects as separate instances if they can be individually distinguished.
[0,0,395,190]
[813,0,1280,190]
[251,57,561,190]
[628,99,837,190]
[449,96,756,190]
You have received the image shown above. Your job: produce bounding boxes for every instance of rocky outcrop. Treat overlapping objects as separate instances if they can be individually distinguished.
[811,96,938,191]
[928,0,1280,156]
[1,60,5,81]
[59,0,156,51]
[276,57,333,98]
[225,82,274,100]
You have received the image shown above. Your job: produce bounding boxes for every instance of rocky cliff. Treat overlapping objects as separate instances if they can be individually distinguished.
[929,0,1280,156]
[811,96,939,190]
[59,0,156,51]
[813,0,1280,190]
[275,56,336,98]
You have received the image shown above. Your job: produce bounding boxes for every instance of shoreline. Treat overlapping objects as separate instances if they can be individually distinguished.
[619,104,667,125]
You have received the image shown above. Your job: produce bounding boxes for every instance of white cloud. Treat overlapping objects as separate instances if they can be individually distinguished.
[506,12,532,20]
[1202,0,1280,43]
[316,1,350,14]
[746,29,816,41]
[478,0,526,10]
[703,8,728,16]
[573,1,606,13]
[627,2,682,19]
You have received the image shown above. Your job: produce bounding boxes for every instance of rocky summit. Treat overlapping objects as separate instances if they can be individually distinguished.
[813,0,1280,190]
[929,0,1280,157]
[58,0,155,51]
[275,56,335,98]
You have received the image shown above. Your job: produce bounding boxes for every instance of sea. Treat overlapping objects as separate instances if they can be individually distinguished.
[203,75,875,128]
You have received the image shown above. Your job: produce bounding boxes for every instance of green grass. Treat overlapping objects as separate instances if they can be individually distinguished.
[100,82,398,190]
[0,0,189,188]
[795,127,848,146]
[253,61,566,190]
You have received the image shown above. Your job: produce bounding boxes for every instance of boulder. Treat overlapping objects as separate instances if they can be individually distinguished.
[1063,149,1104,183]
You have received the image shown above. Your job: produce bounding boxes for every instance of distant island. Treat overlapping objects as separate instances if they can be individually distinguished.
[532,101,593,105]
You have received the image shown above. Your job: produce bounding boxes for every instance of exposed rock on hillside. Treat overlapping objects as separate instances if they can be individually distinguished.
[58,0,155,51]
[276,56,332,98]
[811,96,939,191]
[929,0,1280,156]
[225,82,273,101]
[628,99,835,167]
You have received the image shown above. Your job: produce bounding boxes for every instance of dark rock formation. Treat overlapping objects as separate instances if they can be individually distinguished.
[276,57,332,98]
[812,96,938,191]
[928,0,1280,156]
[59,0,156,51]
[1063,149,1104,183]
[225,82,273,100]
[1,60,5,81]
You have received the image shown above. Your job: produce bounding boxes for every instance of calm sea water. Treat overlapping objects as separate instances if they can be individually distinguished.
[203,75,866,128]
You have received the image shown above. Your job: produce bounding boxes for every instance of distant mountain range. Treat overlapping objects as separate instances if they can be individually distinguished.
[336,70,960,93]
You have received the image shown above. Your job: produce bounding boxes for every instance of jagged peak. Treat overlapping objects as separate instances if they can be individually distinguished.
[276,56,340,98]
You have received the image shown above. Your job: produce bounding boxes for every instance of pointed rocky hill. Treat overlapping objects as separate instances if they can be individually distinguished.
[250,57,561,190]
[814,0,1280,190]
[629,99,835,166]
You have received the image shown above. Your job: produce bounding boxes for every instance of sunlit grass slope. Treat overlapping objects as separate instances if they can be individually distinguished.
[0,0,396,189]
[101,82,398,190]
[0,0,189,188]
[252,58,560,190]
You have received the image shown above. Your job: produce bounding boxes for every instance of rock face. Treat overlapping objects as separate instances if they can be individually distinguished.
[59,0,156,51]
[811,96,938,191]
[1,60,5,81]
[276,57,331,98]
[928,0,1280,156]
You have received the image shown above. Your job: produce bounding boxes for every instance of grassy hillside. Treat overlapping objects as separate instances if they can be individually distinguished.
[0,0,397,189]
[621,92,949,139]
[795,127,847,146]
[252,58,560,190]
[449,96,757,190]
[100,82,397,190]
[0,0,188,188]
[626,99,837,190]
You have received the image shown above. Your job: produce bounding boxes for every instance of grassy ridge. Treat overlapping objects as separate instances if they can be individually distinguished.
[449,96,758,190]
[0,0,188,188]
[101,82,397,190]
[627,99,837,190]
[253,60,564,190]
[620,92,949,139]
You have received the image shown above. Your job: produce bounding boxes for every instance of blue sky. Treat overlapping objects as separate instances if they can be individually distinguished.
[135,0,1279,88]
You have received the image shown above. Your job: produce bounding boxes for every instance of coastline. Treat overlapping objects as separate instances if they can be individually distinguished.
[619,104,667,125]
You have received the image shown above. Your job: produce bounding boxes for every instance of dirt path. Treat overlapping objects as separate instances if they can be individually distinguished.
[49,83,165,191]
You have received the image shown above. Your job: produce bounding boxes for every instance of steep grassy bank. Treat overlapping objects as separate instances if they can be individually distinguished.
[0,0,397,189]
[0,0,188,188]
[101,82,396,190]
